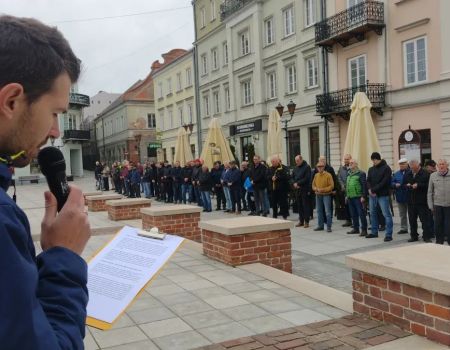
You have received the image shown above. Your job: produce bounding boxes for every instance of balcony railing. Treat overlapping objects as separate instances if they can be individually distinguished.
[63,129,90,141]
[316,82,385,119]
[69,93,90,107]
[220,0,254,21]
[315,1,384,49]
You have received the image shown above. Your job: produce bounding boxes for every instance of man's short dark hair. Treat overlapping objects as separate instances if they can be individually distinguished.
[425,160,436,167]
[0,15,80,103]
[371,152,381,161]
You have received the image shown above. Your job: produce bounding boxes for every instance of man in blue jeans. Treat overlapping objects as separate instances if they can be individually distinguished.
[366,152,393,241]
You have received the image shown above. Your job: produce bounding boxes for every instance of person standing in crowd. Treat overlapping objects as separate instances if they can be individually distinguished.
[172,161,183,204]
[366,152,393,241]
[101,162,110,191]
[228,160,242,214]
[149,162,156,197]
[392,158,409,234]
[110,162,116,191]
[137,162,144,194]
[120,160,130,197]
[345,159,368,236]
[221,162,232,212]
[199,165,213,212]
[142,162,151,198]
[337,154,352,227]
[163,161,173,203]
[94,160,103,190]
[113,161,121,193]
[211,161,225,210]
[428,159,450,245]
[268,156,290,220]
[425,160,437,174]
[130,163,141,198]
[157,162,165,202]
[292,155,311,228]
[403,159,431,242]
[181,161,193,204]
[192,159,203,206]
[240,161,250,211]
[250,155,269,216]
[312,161,334,232]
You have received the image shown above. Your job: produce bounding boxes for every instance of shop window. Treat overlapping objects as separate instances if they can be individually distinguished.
[309,126,320,165]
[241,136,253,161]
[288,130,300,166]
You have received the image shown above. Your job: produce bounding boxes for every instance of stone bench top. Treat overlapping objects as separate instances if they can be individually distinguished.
[199,217,294,236]
[86,194,123,200]
[83,191,103,197]
[346,244,450,295]
[105,198,151,206]
[141,205,202,216]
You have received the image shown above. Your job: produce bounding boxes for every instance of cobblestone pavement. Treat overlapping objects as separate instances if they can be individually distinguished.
[193,314,411,350]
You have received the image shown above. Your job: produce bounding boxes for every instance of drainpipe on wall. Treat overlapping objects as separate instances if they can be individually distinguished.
[192,0,203,156]
[320,0,330,164]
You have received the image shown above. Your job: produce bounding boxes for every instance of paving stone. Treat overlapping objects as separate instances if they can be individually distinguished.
[198,271,246,286]
[170,300,214,316]
[111,314,135,329]
[240,315,294,333]
[222,304,270,321]
[365,333,396,346]
[153,330,211,350]
[223,282,262,293]
[128,306,176,324]
[183,310,234,329]
[185,264,221,273]
[176,259,208,267]
[314,305,350,319]
[288,295,327,309]
[103,340,159,350]
[155,291,200,305]
[139,317,192,339]
[238,290,280,303]
[258,299,303,314]
[198,322,254,343]
[276,309,331,326]
[309,339,345,350]
[205,295,249,310]
[191,286,233,299]
[166,272,202,283]
[176,279,217,291]
[274,338,308,349]
[84,328,99,350]
[90,326,148,349]
[354,328,384,340]
[270,288,307,299]
[255,281,281,289]
[127,296,163,312]
[146,284,185,296]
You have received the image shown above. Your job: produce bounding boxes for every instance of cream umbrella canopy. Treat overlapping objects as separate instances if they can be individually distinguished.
[343,92,381,172]
[200,118,235,168]
[266,109,283,163]
[174,127,193,167]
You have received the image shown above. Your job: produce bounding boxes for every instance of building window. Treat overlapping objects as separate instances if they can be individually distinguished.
[264,17,274,45]
[200,7,206,28]
[288,130,300,166]
[171,147,175,161]
[348,54,366,88]
[188,103,193,123]
[212,48,218,70]
[241,136,252,161]
[201,54,208,75]
[225,87,231,111]
[167,78,172,95]
[203,95,210,116]
[178,106,183,125]
[309,126,320,165]
[306,56,318,88]
[223,41,228,65]
[286,64,297,93]
[158,82,163,98]
[159,112,164,131]
[305,0,316,27]
[283,6,295,37]
[404,36,427,86]
[267,71,277,99]
[163,148,167,162]
[191,144,196,158]
[242,80,252,106]
[213,91,220,114]
[210,0,216,21]
[240,30,250,56]
[147,113,156,128]
[168,110,174,129]
[186,68,192,86]
[176,72,182,91]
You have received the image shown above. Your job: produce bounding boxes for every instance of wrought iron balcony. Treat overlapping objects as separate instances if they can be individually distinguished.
[63,129,90,141]
[69,93,90,107]
[316,82,385,120]
[315,1,384,50]
[220,0,254,21]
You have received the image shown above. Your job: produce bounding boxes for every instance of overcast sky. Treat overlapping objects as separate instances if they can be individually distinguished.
[0,0,195,97]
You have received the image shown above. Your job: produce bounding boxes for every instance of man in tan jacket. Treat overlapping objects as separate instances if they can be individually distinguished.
[312,161,334,232]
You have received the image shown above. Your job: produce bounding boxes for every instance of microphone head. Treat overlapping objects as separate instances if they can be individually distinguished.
[38,146,66,176]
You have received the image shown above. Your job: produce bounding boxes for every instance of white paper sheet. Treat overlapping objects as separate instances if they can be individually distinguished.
[86,226,184,324]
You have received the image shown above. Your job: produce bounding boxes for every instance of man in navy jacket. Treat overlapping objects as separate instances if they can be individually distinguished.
[0,16,91,349]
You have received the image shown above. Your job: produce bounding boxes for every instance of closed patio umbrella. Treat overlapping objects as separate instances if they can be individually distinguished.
[267,109,282,163]
[343,92,381,172]
[174,127,193,166]
[200,118,235,168]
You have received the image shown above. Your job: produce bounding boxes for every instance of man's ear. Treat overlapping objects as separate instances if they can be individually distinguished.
[0,83,25,120]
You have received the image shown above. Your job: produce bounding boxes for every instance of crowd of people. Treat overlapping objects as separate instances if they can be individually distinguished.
[94,153,450,245]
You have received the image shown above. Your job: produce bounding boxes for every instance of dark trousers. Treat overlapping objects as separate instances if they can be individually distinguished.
[193,185,203,206]
[130,183,140,198]
[247,191,255,212]
[241,188,248,210]
[173,182,182,202]
[166,181,174,202]
[348,197,368,231]
[433,206,450,244]
[150,181,155,197]
[408,203,432,240]
[296,191,310,224]
[230,186,241,212]
[154,181,159,198]
[214,186,225,209]
[254,188,266,214]
[102,177,109,191]
[272,190,289,219]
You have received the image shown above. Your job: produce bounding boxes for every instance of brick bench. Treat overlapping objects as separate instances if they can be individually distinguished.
[83,191,103,205]
[86,194,123,212]
[106,198,151,221]
[199,217,294,273]
[347,244,450,346]
[141,205,202,242]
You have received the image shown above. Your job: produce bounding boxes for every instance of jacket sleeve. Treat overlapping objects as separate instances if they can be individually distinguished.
[0,204,88,350]
[416,171,430,189]
[338,167,346,188]
[298,166,311,186]
[372,167,392,193]
[360,172,368,197]
[323,174,334,193]
[427,175,434,210]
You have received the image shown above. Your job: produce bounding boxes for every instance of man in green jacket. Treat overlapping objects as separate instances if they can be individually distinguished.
[346,159,368,236]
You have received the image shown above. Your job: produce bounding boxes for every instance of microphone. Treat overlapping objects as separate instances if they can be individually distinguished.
[38,147,70,212]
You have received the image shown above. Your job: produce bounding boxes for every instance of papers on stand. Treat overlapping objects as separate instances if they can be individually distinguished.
[86,226,184,330]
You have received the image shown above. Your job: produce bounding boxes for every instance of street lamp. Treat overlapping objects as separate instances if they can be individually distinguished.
[276,100,296,165]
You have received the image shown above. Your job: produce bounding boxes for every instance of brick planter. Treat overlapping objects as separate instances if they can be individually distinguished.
[347,244,450,346]
[86,194,123,212]
[83,191,102,205]
[199,217,293,273]
[106,198,151,221]
[141,205,202,242]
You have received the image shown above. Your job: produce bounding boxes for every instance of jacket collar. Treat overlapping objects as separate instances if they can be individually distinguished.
[0,163,12,192]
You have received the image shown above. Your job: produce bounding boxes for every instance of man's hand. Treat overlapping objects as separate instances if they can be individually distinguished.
[293,183,299,189]
[361,197,365,204]
[395,183,401,188]
[40,185,91,256]
[412,183,418,189]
